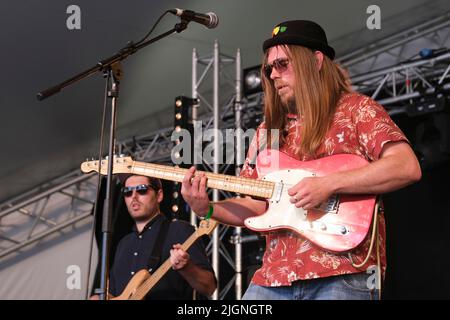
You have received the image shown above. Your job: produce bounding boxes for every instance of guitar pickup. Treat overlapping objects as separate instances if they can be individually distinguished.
[271,182,283,203]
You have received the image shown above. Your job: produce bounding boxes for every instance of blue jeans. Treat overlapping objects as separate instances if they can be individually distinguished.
[242,272,379,300]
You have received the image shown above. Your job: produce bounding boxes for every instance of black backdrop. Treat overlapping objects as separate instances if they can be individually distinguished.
[382,112,450,299]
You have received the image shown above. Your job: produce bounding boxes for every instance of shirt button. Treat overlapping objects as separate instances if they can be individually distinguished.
[134,252,138,256]
[138,235,142,239]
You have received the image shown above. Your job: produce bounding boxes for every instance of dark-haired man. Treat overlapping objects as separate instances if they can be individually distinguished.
[92,175,216,300]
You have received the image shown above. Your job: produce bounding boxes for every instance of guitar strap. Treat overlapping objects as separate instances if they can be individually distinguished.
[146,217,171,273]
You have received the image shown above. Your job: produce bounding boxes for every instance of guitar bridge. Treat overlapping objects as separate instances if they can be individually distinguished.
[316,194,339,213]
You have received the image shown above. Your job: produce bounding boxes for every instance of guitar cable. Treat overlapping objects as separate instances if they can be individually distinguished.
[348,197,382,300]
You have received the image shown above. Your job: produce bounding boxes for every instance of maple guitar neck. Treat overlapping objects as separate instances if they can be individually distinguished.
[129,160,274,199]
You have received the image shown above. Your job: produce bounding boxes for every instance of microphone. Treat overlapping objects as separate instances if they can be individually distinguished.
[169,8,219,29]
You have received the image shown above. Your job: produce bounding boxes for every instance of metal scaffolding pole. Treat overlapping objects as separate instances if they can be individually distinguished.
[191,40,240,300]
[0,172,97,260]
[211,40,221,300]
[191,48,199,227]
[234,48,244,300]
[350,50,450,110]
[338,12,450,68]
[336,11,450,84]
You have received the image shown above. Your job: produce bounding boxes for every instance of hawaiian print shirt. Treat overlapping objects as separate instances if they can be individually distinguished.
[240,92,408,287]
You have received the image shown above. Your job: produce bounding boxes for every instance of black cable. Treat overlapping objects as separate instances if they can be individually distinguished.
[84,72,111,299]
[134,10,172,46]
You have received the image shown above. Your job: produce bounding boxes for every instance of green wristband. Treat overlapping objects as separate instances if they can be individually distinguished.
[205,203,214,220]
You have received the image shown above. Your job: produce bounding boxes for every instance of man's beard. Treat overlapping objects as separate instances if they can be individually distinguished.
[282,96,297,114]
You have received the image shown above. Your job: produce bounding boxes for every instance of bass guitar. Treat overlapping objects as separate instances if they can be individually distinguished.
[109,219,217,300]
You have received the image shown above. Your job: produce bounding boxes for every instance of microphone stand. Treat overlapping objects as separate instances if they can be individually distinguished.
[37,20,189,300]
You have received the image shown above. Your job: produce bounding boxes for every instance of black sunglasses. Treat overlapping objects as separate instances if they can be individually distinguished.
[263,58,290,78]
[122,184,154,197]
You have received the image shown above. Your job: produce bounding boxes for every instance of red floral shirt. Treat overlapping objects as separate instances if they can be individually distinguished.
[240,92,408,286]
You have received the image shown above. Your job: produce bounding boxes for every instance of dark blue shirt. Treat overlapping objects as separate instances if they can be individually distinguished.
[109,214,214,299]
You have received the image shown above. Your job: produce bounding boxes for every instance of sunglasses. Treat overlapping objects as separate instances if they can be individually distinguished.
[122,184,155,197]
[263,58,290,78]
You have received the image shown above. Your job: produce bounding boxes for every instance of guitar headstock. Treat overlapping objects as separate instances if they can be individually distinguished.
[197,219,218,236]
[80,156,134,175]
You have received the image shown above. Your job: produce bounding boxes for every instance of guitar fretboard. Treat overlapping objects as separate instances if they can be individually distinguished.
[129,161,274,199]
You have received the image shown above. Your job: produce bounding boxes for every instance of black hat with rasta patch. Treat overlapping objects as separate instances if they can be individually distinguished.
[263,20,335,60]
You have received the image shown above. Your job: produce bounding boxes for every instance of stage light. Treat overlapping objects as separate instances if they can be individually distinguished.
[407,95,446,117]
[243,65,262,96]
[174,96,197,129]
[245,70,261,90]
[171,96,197,220]
[419,47,448,59]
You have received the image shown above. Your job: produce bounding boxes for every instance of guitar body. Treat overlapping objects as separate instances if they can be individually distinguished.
[111,269,151,300]
[244,149,376,253]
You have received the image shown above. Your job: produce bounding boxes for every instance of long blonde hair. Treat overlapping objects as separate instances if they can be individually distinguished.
[261,45,351,157]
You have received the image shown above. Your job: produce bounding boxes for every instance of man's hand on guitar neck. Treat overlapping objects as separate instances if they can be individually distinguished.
[170,243,190,270]
[181,167,267,227]
[181,167,210,216]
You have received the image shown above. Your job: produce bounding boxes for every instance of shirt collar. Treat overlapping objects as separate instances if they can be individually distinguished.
[131,213,165,234]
